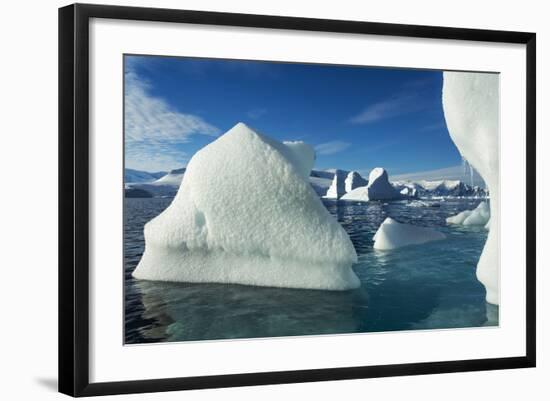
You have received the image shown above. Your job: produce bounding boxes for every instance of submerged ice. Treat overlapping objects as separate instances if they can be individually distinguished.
[133,123,360,290]
[446,202,490,227]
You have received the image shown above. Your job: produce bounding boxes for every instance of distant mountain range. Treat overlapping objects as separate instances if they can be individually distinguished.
[124,167,487,199]
[392,164,485,188]
[392,179,487,198]
[125,168,167,183]
[124,167,186,198]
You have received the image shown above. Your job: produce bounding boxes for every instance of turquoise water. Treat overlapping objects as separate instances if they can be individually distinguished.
[124,197,497,344]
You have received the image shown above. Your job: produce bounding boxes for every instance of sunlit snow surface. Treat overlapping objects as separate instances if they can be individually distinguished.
[125,197,497,344]
[443,72,499,305]
[133,124,359,290]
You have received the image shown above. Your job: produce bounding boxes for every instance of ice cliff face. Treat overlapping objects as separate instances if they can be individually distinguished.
[324,169,348,199]
[366,168,401,200]
[345,171,368,193]
[133,122,360,290]
[443,72,500,305]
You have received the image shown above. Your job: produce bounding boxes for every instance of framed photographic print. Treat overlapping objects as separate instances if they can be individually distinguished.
[58,3,536,397]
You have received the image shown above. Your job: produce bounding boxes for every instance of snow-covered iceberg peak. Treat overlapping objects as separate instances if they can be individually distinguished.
[369,167,385,182]
[373,217,446,250]
[345,171,368,193]
[366,168,402,200]
[443,72,499,305]
[341,167,401,202]
[324,169,348,199]
[133,122,360,290]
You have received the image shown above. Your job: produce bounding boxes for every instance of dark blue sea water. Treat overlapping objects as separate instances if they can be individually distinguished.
[124,197,497,344]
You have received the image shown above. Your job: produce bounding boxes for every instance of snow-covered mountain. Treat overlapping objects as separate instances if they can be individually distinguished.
[152,167,186,186]
[310,169,342,180]
[124,168,166,183]
[392,164,485,188]
[392,179,487,198]
[125,167,186,198]
[309,169,346,196]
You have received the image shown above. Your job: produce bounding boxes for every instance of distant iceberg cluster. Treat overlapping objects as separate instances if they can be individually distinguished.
[133,123,360,291]
[317,168,486,202]
[323,166,406,202]
[125,163,487,200]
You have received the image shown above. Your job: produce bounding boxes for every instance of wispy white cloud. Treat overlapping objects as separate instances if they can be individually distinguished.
[349,94,422,124]
[125,70,220,142]
[314,141,351,155]
[124,66,220,171]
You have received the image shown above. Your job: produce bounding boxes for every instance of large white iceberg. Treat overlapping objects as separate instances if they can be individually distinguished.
[133,122,360,290]
[443,71,499,304]
[324,169,348,199]
[341,167,401,202]
[446,202,490,226]
[344,171,368,193]
[373,218,446,250]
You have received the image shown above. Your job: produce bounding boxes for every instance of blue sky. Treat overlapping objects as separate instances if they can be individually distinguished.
[124,55,464,177]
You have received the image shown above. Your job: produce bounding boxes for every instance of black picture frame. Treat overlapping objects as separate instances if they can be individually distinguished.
[59,3,536,397]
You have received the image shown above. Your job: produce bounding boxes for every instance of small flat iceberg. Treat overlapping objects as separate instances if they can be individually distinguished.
[446,202,490,227]
[133,122,360,291]
[373,217,446,250]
